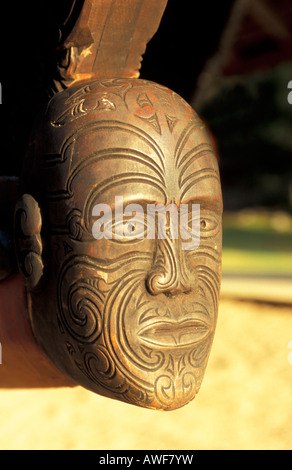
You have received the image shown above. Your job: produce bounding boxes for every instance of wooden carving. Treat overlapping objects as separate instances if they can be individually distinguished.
[15,78,222,410]
[12,0,223,409]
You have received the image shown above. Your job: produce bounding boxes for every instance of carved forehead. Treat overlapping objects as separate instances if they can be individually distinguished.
[28,78,213,168]
[24,79,221,209]
[47,121,219,209]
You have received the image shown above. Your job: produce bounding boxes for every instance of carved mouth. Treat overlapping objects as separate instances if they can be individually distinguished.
[138,318,210,347]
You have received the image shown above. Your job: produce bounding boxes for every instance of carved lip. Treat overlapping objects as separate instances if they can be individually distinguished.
[138,318,210,347]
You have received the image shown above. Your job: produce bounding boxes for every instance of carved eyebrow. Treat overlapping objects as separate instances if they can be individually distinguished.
[190,199,223,213]
[179,169,220,202]
[60,120,166,170]
[66,147,165,196]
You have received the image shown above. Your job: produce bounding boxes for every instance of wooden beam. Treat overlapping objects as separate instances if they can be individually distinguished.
[56,0,168,87]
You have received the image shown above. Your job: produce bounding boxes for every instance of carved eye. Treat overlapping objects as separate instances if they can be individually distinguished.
[199,213,220,238]
[112,216,147,242]
[200,219,207,229]
[99,218,114,239]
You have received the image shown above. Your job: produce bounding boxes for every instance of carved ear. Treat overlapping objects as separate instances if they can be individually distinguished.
[14,194,44,291]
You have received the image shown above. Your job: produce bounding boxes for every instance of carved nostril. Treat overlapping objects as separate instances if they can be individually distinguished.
[146,271,166,296]
[146,269,191,297]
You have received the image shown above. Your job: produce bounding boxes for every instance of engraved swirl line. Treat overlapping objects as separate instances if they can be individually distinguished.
[179,169,220,202]
[196,265,221,316]
[147,237,189,294]
[191,244,221,264]
[102,268,166,389]
[197,264,221,288]
[178,145,216,185]
[57,266,104,343]
[59,120,166,171]
[65,147,165,197]
[79,346,129,395]
[58,253,152,276]
[185,264,220,372]
[57,254,152,349]
[118,274,165,372]
[148,239,177,294]
[51,79,134,126]
[174,121,205,168]
[188,337,213,371]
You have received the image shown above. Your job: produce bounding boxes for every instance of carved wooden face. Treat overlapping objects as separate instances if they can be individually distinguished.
[18,79,222,410]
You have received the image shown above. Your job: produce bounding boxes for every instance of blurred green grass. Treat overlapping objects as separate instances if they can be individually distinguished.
[222,210,292,276]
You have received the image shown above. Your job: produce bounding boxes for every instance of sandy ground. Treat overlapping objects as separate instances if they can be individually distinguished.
[1,293,292,450]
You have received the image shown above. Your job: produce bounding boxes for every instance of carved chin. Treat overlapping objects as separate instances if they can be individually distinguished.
[103,276,216,409]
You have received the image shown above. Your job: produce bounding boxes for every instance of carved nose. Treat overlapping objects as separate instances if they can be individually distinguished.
[146,271,191,296]
[146,238,192,297]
